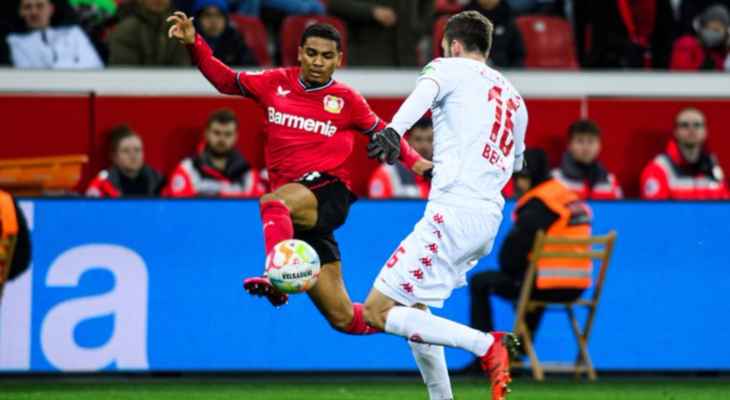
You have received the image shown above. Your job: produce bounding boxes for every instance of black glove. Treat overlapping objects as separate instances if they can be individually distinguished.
[367,127,401,165]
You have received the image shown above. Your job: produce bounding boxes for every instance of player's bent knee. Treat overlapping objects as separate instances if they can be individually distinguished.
[362,303,387,331]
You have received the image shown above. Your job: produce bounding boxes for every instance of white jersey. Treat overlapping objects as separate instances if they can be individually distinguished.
[374,57,528,307]
[419,57,527,210]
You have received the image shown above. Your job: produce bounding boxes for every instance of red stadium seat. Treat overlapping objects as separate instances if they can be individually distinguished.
[435,0,464,14]
[432,15,449,58]
[228,14,273,67]
[515,15,579,69]
[280,16,348,67]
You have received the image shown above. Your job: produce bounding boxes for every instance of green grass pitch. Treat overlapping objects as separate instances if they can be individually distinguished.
[2,378,729,400]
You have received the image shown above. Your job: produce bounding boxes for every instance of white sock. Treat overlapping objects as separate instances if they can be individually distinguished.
[409,340,453,400]
[386,306,494,357]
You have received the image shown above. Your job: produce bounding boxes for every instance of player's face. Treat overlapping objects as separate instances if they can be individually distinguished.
[674,109,707,147]
[206,121,238,157]
[298,37,342,85]
[198,6,226,38]
[19,0,53,30]
[408,127,433,161]
[113,135,144,175]
[568,133,601,165]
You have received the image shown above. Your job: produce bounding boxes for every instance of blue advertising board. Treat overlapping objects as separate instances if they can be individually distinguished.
[0,199,728,372]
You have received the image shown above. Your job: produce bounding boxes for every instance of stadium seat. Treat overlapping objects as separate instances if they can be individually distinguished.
[0,155,88,196]
[513,230,617,380]
[432,15,449,58]
[228,14,273,67]
[515,15,579,69]
[435,0,465,14]
[280,16,348,67]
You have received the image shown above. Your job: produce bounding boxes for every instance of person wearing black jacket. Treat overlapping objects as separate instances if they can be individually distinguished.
[193,0,257,66]
[464,0,525,68]
[469,149,589,342]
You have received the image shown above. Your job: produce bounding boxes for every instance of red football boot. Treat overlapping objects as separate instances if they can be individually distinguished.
[243,276,288,307]
[479,332,519,400]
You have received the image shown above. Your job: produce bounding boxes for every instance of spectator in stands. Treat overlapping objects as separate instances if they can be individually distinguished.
[5,0,103,68]
[464,0,524,68]
[163,109,266,198]
[193,0,257,66]
[327,0,433,66]
[670,4,730,71]
[469,149,592,355]
[574,0,674,69]
[86,125,164,197]
[368,117,432,199]
[69,0,118,62]
[231,0,325,17]
[676,0,730,36]
[641,107,728,199]
[0,190,32,302]
[108,0,190,66]
[552,119,622,200]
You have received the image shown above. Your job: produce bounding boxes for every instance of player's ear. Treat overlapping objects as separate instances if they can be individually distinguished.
[336,51,343,67]
[297,46,303,63]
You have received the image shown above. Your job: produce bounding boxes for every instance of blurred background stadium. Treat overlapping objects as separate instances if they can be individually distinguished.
[1,0,729,399]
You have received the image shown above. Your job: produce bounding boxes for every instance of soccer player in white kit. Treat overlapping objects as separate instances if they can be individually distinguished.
[363,11,527,400]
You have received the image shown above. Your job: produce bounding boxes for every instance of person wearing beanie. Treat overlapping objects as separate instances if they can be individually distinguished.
[193,0,257,66]
[671,4,730,71]
[463,0,524,68]
[468,148,593,357]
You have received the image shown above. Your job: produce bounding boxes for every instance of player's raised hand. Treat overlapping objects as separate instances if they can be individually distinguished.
[167,11,196,45]
[368,127,401,164]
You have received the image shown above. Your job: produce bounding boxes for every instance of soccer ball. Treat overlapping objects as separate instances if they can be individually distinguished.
[265,239,321,293]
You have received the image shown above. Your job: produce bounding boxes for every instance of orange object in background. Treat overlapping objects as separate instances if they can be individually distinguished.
[0,155,88,195]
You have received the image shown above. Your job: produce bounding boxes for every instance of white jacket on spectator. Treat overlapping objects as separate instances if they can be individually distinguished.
[7,25,102,69]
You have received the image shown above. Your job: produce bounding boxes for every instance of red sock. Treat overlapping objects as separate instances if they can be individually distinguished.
[345,303,382,335]
[260,200,294,255]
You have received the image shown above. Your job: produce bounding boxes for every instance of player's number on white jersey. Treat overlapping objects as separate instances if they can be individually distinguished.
[483,85,516,170]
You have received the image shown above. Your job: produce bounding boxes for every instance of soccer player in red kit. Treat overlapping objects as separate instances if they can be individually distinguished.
[167,13,430,334]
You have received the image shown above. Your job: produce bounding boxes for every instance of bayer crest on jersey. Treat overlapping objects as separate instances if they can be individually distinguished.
[323,95,344,114]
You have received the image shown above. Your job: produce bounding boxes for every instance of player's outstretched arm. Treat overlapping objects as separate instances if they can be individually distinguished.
[167,11,241,96]
[368,79,439,165]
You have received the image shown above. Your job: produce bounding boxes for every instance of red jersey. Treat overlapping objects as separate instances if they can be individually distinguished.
[188,34,420,190]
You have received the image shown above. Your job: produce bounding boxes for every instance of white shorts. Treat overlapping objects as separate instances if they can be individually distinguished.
[374,201,503,308]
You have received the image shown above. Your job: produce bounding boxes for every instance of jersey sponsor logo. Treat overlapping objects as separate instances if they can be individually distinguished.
[409,268,424,280]
[419,64,436,76]
[426,243,438,254]
[323,95,344,114]
[432,213,445,224]
[267,107,337,137]
[276,86,291,97]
